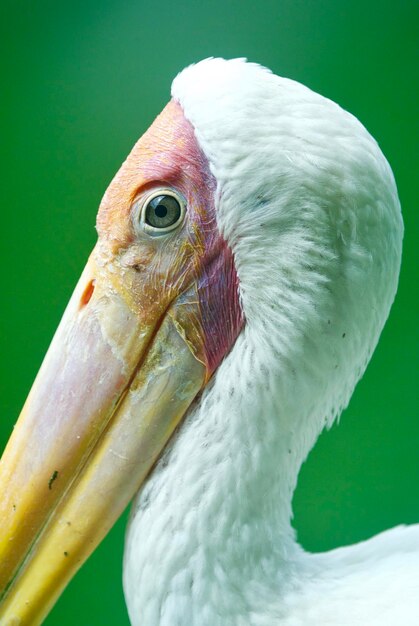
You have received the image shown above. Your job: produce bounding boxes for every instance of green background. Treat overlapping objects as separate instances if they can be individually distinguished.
[1,1,418,624]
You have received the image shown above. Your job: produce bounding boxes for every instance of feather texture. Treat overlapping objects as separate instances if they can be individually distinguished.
[123,58,417,625]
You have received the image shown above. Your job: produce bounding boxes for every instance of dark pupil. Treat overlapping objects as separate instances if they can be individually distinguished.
[145,194,181,229]
[154,204,168,218]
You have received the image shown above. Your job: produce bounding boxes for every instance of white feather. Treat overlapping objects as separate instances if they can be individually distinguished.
[123,59,417,625]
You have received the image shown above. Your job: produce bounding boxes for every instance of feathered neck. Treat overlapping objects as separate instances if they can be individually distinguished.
[123,324,315,624]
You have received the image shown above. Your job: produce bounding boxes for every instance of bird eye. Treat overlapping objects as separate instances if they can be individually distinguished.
[138,190,186,234]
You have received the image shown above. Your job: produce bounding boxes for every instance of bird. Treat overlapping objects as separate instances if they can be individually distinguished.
[0,57,418,626]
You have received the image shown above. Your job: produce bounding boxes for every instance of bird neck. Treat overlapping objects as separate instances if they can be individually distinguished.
[124,327,327,621]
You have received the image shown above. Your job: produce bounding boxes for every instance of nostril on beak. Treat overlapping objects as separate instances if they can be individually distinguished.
[80,279,96,308]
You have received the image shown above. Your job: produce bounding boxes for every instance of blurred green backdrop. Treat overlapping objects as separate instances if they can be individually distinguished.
[1,1,417,624]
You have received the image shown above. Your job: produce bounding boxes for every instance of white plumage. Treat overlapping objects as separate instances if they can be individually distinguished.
[123,59,418,625]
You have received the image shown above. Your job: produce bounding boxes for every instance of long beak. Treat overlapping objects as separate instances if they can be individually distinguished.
[0,247,206,625]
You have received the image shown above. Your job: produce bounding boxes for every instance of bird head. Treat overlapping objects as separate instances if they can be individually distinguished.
[0,58,402,625]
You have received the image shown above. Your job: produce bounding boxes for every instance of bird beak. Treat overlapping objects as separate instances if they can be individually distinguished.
[0,246,207,625]
[0,99,242,626]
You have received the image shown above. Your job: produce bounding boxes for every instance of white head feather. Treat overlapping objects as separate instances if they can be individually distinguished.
[172,57,402,423]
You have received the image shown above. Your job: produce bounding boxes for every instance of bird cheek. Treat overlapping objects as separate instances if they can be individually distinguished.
[197,240,244,376]
[112,240,193,314]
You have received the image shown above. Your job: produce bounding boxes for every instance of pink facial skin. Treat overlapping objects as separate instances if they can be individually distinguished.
[163,103,244,375]
[162,101,244,375]
[97,99,244,378]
